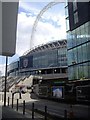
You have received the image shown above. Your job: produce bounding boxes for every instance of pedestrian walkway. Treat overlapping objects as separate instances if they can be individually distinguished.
[2,106,27,119]
[0,100,44,120]
[2,106,44,120]
[0,92,44,119]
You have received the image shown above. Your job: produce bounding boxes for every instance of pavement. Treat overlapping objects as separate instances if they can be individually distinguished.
[0,103,44,120]
[2,106,27,119]
[0,92,89,120]
[0,92,44,120]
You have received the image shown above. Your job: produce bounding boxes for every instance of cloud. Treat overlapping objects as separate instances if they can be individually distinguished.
[19,2,42,15]
[0,64,5,76]
[16,11,36,56]
[32,18,66,47]
[30,3,66,47]
[16,2,66,56]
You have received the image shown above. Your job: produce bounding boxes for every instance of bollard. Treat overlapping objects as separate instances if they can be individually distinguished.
[64,109,67,119]
[0,94,1,101]
[8,97,9,106]
[17,99,18,111]
[45,106,47,120]
[12,94,14,108]
[23,100,25,115]
[32,103,34,119]
[19,92,22,99]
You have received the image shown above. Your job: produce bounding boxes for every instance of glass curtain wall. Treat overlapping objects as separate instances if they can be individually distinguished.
[33,49,57,69]
[58,47,67,66]
[33,47,67,69]
[68,22,90,80]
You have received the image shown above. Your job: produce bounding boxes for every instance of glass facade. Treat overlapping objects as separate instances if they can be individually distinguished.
[7,40,67,76]
[7,61,19,76]
[67,21,90,80]
[66,0,90,82]
[33,49,57,69]
[7,61,19,71]
[58,47,67,66]
[33,47,67,69]
[67,22,90,49]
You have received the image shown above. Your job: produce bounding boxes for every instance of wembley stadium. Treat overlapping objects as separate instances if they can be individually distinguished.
[6,39,68,100]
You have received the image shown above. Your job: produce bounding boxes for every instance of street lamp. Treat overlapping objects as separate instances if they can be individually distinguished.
[4,56,8,106]
[39,70,41,73]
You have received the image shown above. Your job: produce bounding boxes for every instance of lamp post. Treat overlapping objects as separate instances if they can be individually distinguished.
[4,56,8,106]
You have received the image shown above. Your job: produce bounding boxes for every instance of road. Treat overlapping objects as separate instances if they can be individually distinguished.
[19,98,89,119]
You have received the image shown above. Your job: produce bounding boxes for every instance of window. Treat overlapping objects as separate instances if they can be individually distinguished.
[67,32,72,49]
[66,17,70,31]
[78,64,84,79]
[87,42,90,61]
[68,65,78,80]
[73,48,78,64]
[74,11,78,24]
[88,22,90,41]
[74,65,78,80]
[68,50,73,65]
[83,62,88,79]
[88,62,90,78]
[72,30,77,47]
[76,27,82,45]
[84,23,89,41]
[80,24,86,44]
[77,46,83,63]
[82,44,87,62]
[73,0,77,11]
[58,47,67,66]
[70,65,78,80]
[62,68,67,73]
[68,66,74,80]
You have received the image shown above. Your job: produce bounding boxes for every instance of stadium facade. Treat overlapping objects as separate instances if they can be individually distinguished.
[7,40,68,99]
[65,1,90,102]
[7,40,67,77]
[7,1,90,102]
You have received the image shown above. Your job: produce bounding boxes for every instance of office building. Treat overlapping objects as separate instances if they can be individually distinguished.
[65,1,90,102]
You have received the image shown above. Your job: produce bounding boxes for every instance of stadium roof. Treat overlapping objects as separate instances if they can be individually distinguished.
[23,39,67,56]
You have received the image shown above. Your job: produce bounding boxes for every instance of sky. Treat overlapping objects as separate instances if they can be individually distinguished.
[0,1,66,76]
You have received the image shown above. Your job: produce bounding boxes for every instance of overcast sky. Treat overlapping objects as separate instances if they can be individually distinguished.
[0,1,66,76]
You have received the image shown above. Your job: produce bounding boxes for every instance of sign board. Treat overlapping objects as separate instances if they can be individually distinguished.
[52,86,64,98]
[20,56,33,69]
[0,1,18,56]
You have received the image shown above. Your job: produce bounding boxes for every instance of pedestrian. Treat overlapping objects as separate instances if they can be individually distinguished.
[19,87,22,99]
[68,105,74,118]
